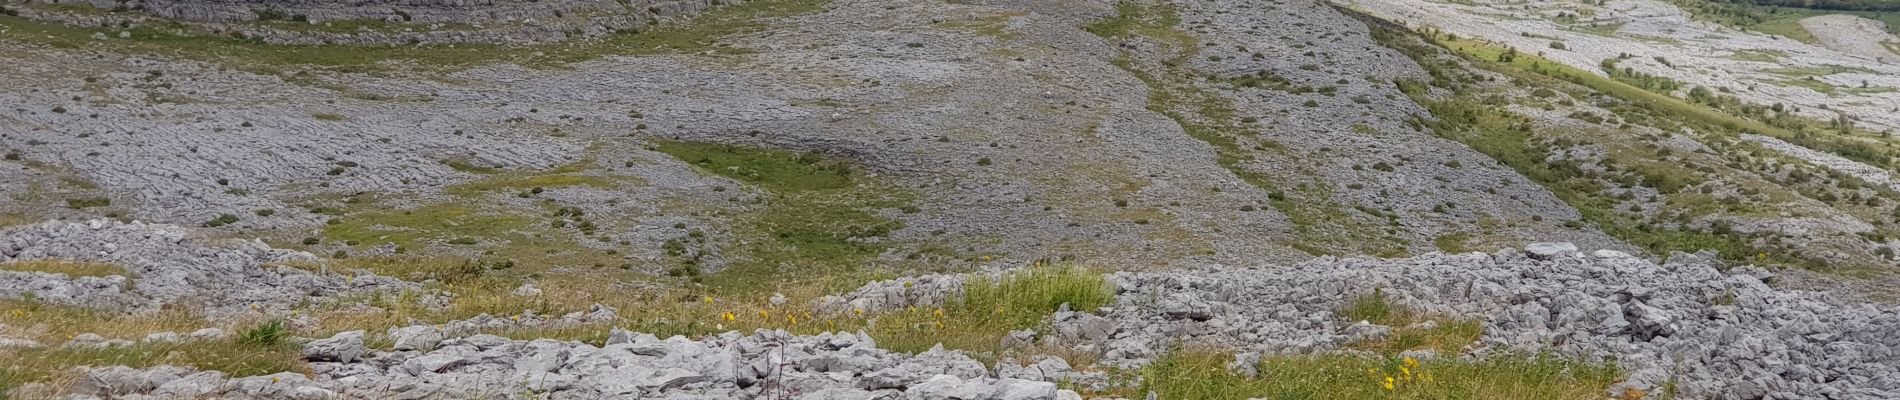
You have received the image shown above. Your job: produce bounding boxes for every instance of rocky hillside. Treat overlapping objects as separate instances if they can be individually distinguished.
[2,0,1899,398]
[5,0,733,45]
[0,0,1635,279]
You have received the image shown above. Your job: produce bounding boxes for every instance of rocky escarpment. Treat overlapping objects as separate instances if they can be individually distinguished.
[0,219,414,318]
[4,0,739,45]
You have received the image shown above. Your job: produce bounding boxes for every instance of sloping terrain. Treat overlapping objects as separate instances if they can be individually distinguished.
[0,0,1622,284]
[4,0,731,45]
[1347,0,1900,132]
[2,0,1899,398]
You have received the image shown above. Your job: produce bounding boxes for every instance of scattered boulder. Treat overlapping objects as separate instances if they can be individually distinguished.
[1523,242,1578,260]
[301,330,365,363]
[512,282,542,297]
[388,325,446,352]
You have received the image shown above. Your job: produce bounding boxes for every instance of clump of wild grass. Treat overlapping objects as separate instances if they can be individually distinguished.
[1338,288,1487,355]
[959,266,1116,328]
[1341,287,1410,325]
[870,265,1114,354]
[236,320,287,346]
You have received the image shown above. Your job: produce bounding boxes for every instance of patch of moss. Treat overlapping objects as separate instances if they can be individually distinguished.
[651,141,912,294]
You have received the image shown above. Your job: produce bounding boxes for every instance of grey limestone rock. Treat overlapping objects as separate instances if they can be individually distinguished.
[301,330,366,363]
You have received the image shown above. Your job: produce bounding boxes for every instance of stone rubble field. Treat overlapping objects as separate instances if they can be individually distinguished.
[832,245,1900,399]
[4,0,1900,398]
[0,219,414,318]
[1347,0,1900,133]
[7,0,736,45]
[0,0,1636,273]
[12,243,1900,399]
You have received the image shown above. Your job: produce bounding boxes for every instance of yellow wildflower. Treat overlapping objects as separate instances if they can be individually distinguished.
[1403,356,1419,369]
[934,308,945,318]
[758,310,769,319]
[1383,376,1395,391]
[854,308,865,316]
[703,296,714,305]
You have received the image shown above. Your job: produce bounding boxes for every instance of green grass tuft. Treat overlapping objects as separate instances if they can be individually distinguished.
[236,320,287,346]
[1340,287,1408,325]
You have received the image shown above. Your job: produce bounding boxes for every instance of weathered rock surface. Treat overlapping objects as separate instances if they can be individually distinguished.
[0,219,414,316]
[0,0,1631,276]
[60,328,1086,399]
[21,243,1900,399]
[1350,0,1900,134]
[833,244,1900,399]
[6,0,741,45]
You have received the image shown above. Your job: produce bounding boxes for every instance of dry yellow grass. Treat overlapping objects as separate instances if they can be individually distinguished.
[0,301,218,344]
[1,260,129,279]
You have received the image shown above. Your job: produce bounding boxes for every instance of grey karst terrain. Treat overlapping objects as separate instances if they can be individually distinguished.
[0,0,1629,275]
[0,219,415,318]
[16,245,1900,399]
[3,0,1900,398]
[7,0,736,45]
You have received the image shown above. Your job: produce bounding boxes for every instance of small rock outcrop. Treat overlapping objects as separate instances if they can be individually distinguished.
[300,330,365,363]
